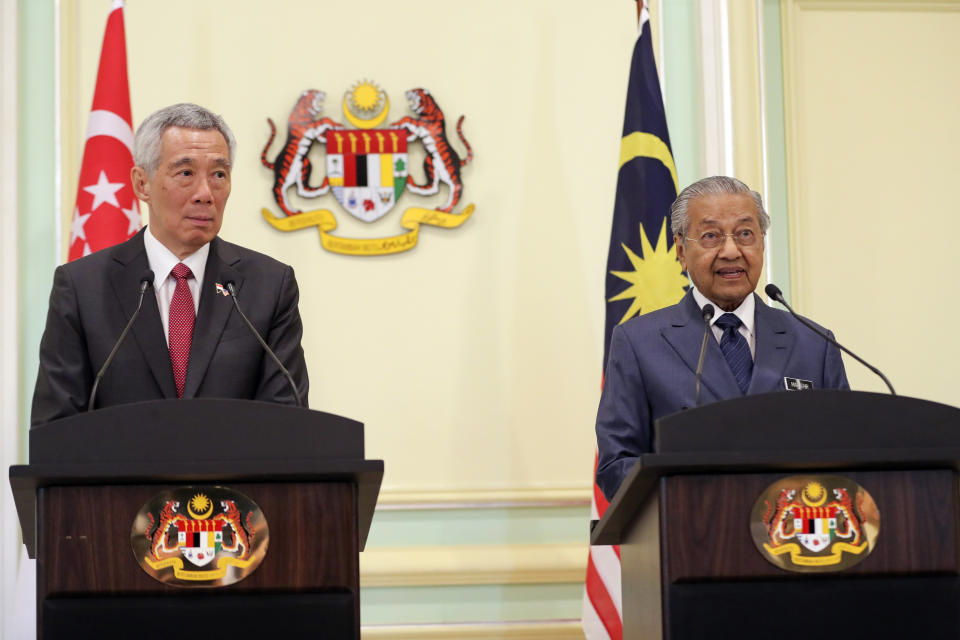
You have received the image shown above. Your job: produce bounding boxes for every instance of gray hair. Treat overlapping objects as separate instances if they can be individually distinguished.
[133,103,237,176]
[670,175,770,238]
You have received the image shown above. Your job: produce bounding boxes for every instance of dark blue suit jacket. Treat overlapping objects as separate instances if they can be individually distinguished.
[595,290,849,500]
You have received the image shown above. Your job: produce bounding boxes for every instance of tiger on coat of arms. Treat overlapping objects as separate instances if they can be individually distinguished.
[260,89,343,216]
[391,88,473,213]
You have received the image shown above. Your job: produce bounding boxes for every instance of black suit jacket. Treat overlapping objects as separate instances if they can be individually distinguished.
[31,230,309,426]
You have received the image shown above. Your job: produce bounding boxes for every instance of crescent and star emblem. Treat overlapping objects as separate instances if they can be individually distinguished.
[187,493,214,520]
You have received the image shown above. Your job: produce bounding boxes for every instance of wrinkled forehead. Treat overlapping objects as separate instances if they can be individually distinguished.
[159,127,231,168]
[159,126,229,154]
[689,193,759,228]
[696,213,759,229]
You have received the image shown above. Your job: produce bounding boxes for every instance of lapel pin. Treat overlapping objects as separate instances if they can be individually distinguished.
[215,283,230,297]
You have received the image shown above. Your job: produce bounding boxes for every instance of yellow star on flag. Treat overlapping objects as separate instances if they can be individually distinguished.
[608,218,689,325]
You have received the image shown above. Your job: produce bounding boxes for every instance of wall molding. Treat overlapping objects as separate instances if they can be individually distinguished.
[360,543,587,588]
[780,0,960,309]
[779,0,810,307]
[1,3,21,638]
[698,0,734,175]
[793,0,960,10]
[361,620,584,639]
[376,487,590,510]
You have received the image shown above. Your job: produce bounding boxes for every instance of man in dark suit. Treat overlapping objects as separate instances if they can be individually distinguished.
[595,176,848,499]
[32,103,308,426]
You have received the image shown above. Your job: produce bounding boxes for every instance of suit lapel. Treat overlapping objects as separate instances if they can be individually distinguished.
[107,231,178,398]
[183,237,244,398]
[661,291,743,401]
[748,294,795,393]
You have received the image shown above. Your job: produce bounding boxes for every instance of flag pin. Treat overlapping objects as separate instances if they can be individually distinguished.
[215,283,230,297]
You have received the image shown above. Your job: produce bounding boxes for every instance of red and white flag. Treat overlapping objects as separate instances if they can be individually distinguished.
[67,0,138,261]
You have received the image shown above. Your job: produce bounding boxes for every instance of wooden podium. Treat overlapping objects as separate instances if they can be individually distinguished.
[591,390,960,640]
[10,399,383,640]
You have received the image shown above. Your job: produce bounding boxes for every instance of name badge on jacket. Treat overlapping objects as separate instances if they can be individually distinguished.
[784,377,813,391]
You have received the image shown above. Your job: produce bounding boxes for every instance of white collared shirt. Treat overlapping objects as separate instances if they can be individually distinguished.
[143,226,210,347]
[690,286,756,358]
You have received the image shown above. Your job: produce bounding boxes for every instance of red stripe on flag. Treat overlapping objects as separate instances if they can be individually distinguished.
[586,554,623,640]
[592,469,611,515]
[585,453,623,639]
[592,471,622,558]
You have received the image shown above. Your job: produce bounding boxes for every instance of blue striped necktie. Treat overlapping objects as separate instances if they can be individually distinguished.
[715,313,752,394]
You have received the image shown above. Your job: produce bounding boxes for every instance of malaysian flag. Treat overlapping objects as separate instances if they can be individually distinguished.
[582,2,683,637]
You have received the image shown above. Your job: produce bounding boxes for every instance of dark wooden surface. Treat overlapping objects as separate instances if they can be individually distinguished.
[661,469,959,582]
[13,459,382,558]
[38,482,358,597]
[591,448,960,546]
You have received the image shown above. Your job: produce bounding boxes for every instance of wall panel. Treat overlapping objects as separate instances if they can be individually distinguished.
[782,0,960,401]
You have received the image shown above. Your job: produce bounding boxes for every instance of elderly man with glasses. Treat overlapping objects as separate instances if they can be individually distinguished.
[595,176,849,500]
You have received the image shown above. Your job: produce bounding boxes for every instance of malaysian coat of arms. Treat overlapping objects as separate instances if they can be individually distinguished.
[750,475,880,573]
[131,487,268,587]
[260,81,475,256]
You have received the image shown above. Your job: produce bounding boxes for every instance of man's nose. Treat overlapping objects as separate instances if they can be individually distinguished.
[717,234,741,258]
[193,177,213,203]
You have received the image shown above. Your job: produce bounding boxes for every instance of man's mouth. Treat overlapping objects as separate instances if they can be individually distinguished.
[717,268,746,279]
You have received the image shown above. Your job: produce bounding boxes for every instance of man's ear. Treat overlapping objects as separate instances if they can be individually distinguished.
[674,234,687,271]
[131,166,150,202]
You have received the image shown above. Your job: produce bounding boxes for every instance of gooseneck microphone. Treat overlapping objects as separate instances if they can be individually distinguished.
[88,270,154,411]
[764,283,895,395]
[225,281,303,408]
[694,303,715,407]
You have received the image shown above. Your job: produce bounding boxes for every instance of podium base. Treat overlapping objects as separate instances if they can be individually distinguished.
[42,591,356,639]
[668,576,960,640]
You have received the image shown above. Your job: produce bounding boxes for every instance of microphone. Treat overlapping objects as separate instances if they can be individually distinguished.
[764,283,895,395]
[225,281,304,408]
[694,303,715,407]
[89,270,154,411]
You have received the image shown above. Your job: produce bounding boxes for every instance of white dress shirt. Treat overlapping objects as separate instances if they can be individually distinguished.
[143,226,210,347]
[690,286,756,358]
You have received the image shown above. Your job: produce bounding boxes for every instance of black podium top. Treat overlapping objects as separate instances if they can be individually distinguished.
[10,399,383,557]
[591,391,960,545]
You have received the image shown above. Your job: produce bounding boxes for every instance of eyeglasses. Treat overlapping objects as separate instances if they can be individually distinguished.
[684,228,761,249]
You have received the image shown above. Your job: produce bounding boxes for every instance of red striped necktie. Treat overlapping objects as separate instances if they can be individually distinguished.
[168,263,195,398]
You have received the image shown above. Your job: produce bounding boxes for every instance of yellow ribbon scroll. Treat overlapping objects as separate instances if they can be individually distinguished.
[261,204,475,256]
[144,555,255,581]
[763,540,868,567]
